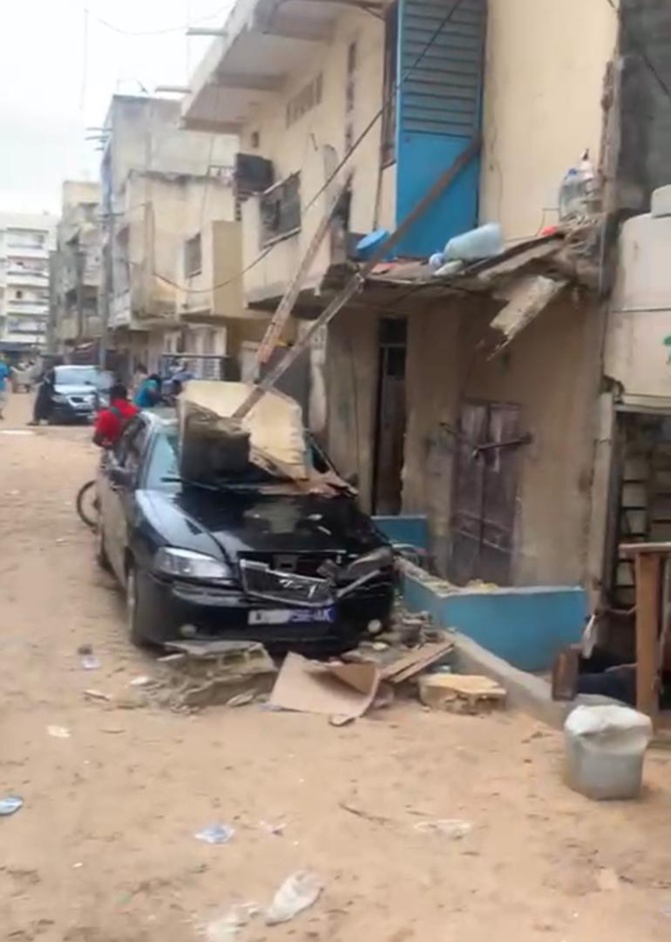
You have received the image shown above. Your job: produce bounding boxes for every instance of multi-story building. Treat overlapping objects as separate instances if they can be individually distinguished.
[51,181,102,355]
[182,0,671,614]
[0,212,57,353]
[100,95,255,377]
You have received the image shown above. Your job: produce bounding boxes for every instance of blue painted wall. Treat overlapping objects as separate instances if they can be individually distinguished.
[394,0,487,258]
[373,514,429,550]
[402,570,587,673]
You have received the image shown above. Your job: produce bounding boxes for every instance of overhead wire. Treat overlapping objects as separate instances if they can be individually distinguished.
[91,4,230,37]
[154,0,467,296]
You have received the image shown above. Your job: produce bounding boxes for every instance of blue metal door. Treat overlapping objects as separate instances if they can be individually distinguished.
[395,0,487,257]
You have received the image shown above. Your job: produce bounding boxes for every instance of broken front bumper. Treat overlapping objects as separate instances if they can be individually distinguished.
[136,567,395,653]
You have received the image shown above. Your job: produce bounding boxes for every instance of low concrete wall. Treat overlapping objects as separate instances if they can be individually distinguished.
[401,563,587,673]
[373,515,429,550]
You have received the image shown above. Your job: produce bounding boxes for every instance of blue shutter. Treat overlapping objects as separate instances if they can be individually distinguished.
[395,0,486,257]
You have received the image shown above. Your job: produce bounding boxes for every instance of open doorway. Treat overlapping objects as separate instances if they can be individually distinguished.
[372,317,407,515]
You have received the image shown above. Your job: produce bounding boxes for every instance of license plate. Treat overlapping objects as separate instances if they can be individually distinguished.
[248,608,335,626]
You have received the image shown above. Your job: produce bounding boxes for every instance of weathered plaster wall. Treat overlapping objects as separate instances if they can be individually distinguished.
[461,295,603,585]
[617,0,671,215]
[402,303,463,573]
[325,306,378,513]
[481,0,617,242]
[401,294,604,586]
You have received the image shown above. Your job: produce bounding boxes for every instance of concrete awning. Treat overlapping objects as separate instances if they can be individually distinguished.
[182,0,373,132]
[488,274,567,353]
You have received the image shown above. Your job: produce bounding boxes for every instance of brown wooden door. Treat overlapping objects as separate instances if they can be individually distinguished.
[449,401,520,586]
[372,318,407,515]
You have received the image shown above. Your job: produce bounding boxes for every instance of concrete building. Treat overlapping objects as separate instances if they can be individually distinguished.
[100,95,245,377]
[51,181,102,355]
[0,212,57,354]
[181,0,671,621]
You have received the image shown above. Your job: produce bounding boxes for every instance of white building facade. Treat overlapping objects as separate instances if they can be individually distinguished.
[0,213,57,352]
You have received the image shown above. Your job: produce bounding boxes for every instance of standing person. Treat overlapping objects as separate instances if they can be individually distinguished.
[93,383,139,448]
[0,356,10,420]
[28,367,54,426]
[132,364,161,409]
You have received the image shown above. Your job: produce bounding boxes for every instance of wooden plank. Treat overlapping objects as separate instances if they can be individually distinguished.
[622,542,671,555]
[233,136,482,420]
[255,171,353,366]
[635,552,661,721]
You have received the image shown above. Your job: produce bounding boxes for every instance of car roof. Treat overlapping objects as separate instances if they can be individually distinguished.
[144,407,177,430]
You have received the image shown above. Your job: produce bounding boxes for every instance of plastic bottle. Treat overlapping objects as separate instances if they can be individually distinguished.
[443,222,503,263]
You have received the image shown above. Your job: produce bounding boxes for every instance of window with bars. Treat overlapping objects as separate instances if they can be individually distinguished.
[260,173,301,247]
[184,234,202,277]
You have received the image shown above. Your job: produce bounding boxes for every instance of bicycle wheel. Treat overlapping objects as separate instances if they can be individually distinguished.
[76,480,99,530]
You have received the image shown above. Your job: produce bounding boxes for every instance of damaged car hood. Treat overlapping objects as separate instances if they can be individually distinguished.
[141,488,385,562]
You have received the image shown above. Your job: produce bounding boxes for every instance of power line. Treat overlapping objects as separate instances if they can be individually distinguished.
[154,0,468,296]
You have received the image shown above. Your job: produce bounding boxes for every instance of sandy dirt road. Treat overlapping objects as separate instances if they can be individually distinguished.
[1,391,671,942]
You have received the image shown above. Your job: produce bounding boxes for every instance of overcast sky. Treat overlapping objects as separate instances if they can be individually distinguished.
[0,1,231,214]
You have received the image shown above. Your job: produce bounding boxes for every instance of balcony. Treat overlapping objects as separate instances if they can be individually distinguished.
[5,299,49,317]
[180,220,251,322]
[240,162,348,310]
[5,244,49,261]
[182,0,367,133]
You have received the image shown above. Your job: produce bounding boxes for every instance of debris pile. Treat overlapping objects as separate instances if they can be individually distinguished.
[135,640,278,712]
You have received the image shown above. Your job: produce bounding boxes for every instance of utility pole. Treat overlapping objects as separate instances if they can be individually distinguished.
[75,243,86,343]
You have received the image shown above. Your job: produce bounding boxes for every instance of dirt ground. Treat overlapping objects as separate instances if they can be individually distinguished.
[2,391,671,942]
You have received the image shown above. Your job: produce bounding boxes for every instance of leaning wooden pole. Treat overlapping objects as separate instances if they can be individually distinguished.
[255,171,353,366]
[233,136,481,420]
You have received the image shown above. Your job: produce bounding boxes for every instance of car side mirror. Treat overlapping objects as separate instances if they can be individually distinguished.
[345,471,359,488]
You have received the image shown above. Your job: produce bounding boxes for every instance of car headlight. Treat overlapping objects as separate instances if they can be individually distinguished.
[52,393,67,403]
[340,546,395,582]
[154,547,232,581]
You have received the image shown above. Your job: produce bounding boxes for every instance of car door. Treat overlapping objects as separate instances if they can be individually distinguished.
[101,418,149,582]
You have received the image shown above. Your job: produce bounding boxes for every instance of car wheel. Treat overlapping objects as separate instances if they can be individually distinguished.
[125,565,146,648]
[95,518,112,572]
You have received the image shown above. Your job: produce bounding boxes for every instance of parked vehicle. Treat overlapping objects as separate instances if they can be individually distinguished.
[43,365,113,424]
[95,409,395,653]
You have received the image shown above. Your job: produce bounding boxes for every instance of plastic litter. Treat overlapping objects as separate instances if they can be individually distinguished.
[414,818,472,839]
[443,222,503,262]
[265,870,324,925]
[205,903,260,942]
[129,675,152,688]
[0,796,23,816]
[47,725,71,739]
[81,654,101,671]
[194,824,236,845]
[564,704,652,800]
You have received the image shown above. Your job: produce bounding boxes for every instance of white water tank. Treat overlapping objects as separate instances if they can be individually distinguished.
[605,186,671,401]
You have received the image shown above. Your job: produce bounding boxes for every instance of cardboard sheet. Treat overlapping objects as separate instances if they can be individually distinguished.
[270,653,382,720]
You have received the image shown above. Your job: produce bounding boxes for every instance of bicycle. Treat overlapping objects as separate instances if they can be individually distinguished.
[76,479,98,530]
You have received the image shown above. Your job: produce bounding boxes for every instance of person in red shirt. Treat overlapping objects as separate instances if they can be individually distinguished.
[93,383,139,448]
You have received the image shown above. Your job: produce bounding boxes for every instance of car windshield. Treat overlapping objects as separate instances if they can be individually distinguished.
[54,366,103,388]
[146,427,329,490]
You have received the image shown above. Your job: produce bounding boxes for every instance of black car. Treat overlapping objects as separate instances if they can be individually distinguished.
[96,409,396,652]
[44,365,112,424]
